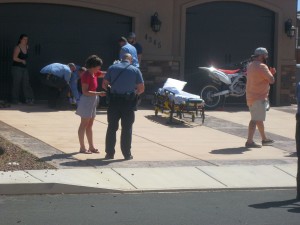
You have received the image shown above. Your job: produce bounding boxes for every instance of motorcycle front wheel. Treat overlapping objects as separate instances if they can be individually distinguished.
[200,85,224,110]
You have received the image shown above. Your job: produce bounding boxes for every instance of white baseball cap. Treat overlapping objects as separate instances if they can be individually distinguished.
[254,47,268,56]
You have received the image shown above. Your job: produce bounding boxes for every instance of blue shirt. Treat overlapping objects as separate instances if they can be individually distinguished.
[119,43,139,68]
[104,61,143,94]
[70,65,81,83]
[40,63,71,82]
[133,42,143,55]
[297,82,300,114]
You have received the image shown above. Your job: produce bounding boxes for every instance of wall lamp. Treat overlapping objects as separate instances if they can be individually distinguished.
[285,18,296,38]
[151,12,162,33]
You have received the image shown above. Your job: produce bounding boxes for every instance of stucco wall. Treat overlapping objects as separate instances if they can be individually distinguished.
[173,0,296,58]
[0,0,296,61]
[0,0,297,104]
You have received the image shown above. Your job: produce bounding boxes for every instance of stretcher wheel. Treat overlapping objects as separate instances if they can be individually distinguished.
[155,108,158,116]
[201,108,205,124]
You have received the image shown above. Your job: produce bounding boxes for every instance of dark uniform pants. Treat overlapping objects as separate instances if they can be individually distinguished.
[295,114,300,198]
[40,73,69,108]
[105,98,135,157]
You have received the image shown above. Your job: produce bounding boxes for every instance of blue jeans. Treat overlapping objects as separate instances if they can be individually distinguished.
[69,74,81,103]
[40,74,69,108]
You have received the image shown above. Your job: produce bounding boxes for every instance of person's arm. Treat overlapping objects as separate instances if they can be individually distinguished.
[12,46,26,64]
[137,54,142,65]
[102,79,110,91]
[137,44,142,64]
[136,83,145,95]
[64,72,71,84]
[81,83,105,96]
[102,68,111,90]
[135,69,144,95]
[119,48,126,61]
[95,70,106,78]
[261,64,275,84]
[269,67,276,75]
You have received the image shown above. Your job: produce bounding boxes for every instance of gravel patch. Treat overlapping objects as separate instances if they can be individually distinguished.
[0,136,56,171]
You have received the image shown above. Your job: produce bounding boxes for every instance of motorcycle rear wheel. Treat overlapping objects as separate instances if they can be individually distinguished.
[200,85,224,110]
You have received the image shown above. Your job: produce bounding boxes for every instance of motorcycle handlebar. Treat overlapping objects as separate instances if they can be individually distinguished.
[198,58,252,71]
[233,58,252,68]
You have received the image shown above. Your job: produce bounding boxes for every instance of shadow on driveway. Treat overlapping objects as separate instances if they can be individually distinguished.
[210,147,251,155]
[145,115,201,128]
[39,152,128,168]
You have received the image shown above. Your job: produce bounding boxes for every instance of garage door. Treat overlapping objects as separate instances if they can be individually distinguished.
[184,2,274,103]
[0,3,132,100]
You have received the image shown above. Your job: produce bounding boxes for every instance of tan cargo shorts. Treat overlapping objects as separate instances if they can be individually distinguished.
[249,100,267,121]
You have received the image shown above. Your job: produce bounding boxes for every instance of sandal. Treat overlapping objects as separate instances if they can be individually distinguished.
[79,148,92,154]
[245,142,262,148]
[262,139,274,146]
[89,148,100,153]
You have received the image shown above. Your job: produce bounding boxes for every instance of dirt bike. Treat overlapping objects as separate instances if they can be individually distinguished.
[198,59,250,110]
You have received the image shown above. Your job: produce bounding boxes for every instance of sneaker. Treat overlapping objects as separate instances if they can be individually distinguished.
[104,154,114,160]
[245,142,262,148]
[124,155,133,160]
[26,99,34,105]
[69,97,77,105]
[262,139,274,146]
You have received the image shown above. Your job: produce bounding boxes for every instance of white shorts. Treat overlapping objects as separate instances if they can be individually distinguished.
[249,100,267,121]
[76,95,99,118]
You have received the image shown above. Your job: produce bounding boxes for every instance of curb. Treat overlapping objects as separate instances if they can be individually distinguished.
[0,183,296,196]
[0,183,122,195]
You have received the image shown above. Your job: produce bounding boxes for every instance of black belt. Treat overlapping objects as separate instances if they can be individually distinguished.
[110,92,136,101]
[42,73,63,81]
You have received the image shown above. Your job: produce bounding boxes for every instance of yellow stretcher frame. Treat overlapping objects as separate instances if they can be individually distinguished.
[153,89,205,124]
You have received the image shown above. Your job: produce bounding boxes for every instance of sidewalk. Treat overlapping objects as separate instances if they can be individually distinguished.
[0,103,298,195]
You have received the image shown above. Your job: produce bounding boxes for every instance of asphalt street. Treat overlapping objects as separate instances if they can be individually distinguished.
[1,189,299,225]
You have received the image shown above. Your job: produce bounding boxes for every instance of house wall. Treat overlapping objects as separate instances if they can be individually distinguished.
[0,0,297,105]
[174,0,297,105]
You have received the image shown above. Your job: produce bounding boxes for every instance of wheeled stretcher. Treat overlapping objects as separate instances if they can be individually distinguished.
[153,78,205,124]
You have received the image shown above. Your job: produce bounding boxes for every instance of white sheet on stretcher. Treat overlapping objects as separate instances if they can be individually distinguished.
[158,78,203,104]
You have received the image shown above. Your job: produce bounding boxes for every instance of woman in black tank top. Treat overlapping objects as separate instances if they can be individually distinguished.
[11,34,34,104]
[12,46,28,68]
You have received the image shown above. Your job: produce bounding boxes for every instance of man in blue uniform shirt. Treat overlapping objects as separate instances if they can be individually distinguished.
[102,53,144,160]
[118,37,139,68]
[40,63,76,109]
[127,32,143,65]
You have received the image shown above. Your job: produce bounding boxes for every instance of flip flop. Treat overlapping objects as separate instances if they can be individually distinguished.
[89,148,100,154]
[79,148,92,154]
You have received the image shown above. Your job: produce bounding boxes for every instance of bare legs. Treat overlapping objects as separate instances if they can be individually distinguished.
[78,117,98,153]
[246,120,268,144]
